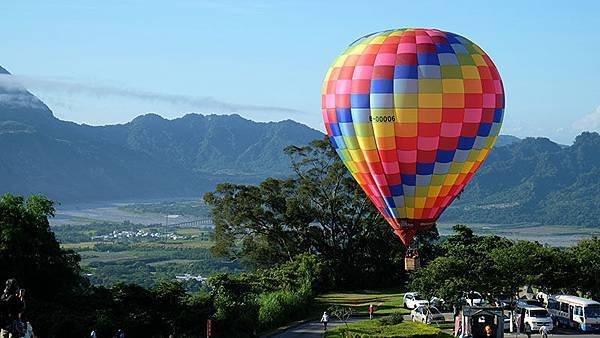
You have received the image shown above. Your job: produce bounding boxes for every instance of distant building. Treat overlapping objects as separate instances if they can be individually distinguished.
[175,274,206,282]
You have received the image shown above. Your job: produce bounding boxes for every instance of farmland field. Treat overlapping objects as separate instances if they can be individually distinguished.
[50,199,599,289]
[52,204,241,289]
[437,222,600,246]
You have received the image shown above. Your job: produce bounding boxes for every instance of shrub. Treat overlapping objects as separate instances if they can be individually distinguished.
[257,288,311,330]
[380,311,405,325]
[328,305,354,326]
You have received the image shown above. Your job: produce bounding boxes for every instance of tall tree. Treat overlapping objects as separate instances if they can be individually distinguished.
[205,138,407,288]
[204,178,312,266]
[409,225,592,304]
[410,225,513,303]
[285,139,406,287]
[0,194,82,298]
[489,241,570,297]
[569,236,600,298]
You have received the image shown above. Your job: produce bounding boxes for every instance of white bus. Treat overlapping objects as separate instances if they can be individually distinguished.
[547,295,600,332]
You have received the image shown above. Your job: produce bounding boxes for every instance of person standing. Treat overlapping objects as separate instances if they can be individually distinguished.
[369,304,374,320]
[524,321,532,338]
[0,279,25,338]
[484,325,494,338]
[539,325,548,338]
[320,311,329,331]
[21,319,34,338]
[15,313,34,338]
[453,307,462,337]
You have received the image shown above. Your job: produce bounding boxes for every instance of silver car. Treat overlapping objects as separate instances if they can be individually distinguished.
[411,306,445,324]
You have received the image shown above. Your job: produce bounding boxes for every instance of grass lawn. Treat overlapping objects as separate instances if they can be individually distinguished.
[260,290,408,337]
[61,241,99,249]
[316,289,409,316]
[174,228,204,236]
[325,320,452,338]
[78,249,144,263]
[146,259,200,266]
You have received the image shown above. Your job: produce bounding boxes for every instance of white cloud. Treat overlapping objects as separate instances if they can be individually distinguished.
[571,106,600,133]
[0,93,46,109]
[0,75,47,109]
[0,73,309,126]
[0,73,304,115]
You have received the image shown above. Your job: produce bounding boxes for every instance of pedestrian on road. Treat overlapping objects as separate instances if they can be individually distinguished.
[369,304,374,320]
[525,322,532,338]
[539,325,548,338]
[321,311,329,331]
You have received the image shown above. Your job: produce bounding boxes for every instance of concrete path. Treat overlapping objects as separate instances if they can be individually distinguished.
[267,316,364,338]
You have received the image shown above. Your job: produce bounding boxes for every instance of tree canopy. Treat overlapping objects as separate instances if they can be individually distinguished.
[205,138,407,289]
[0,194,82,298]
[409,225,600,303]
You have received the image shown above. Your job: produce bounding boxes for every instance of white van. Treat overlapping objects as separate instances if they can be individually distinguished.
[547,295,600,332]
[515,301,554,332]
[403,292,429,309]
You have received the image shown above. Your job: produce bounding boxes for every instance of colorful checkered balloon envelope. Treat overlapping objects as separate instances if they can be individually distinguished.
[321,28,505,247]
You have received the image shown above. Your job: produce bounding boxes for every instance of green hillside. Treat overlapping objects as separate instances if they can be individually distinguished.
[442,132,600,227]
[0,66,323,202]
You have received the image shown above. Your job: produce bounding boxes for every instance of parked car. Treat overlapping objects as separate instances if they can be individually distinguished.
[411,306,445,324]
[462,291,486,306]
[430,296,445,310]
[495,295,516,309]
[519,299,544,307]
[404,292,429,309]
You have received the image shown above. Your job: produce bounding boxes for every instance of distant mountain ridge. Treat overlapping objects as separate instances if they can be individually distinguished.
[493,134,521,147]
[0,67,322,202]
[442,132,600,227]
[4,66,595,228]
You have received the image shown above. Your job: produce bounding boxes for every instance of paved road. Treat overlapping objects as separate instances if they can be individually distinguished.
[268,317,364,338]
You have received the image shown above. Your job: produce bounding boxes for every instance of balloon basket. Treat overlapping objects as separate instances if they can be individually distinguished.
[404,256,420,271]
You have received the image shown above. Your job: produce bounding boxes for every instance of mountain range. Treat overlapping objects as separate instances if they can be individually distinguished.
[0,66,322,202]
[442,132,600,227]
[1,66,598,227]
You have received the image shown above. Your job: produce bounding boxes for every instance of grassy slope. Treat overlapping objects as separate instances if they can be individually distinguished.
[260,291,409,336]
[316,290,409,315]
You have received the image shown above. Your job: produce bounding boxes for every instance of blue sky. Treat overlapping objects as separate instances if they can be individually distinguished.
[1,0,598,143]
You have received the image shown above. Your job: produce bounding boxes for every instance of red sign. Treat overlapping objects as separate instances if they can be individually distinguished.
[206,319,213,337]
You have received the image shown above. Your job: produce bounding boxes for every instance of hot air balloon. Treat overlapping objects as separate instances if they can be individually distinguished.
[321,28,504,270]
